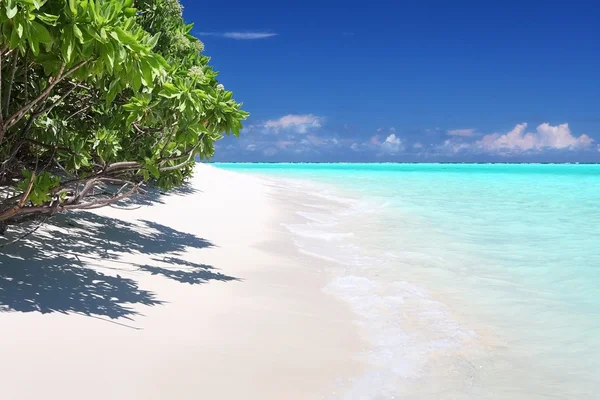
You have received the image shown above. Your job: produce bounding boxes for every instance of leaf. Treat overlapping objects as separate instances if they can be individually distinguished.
[131,70,142,92]
[147,32,160,49]
[15,21,23,38]
[68,0,78,15]
[113,27,136,45]
[29,36,40,55]
[31,21,52,43]
[10,25,20,48]
[36,13,60,26]
[106,81,121,104]
[123,7,137,17]
[148,164,159,179]
[101,42,114,71]
[61,29,74,62]
[73,24,84,43]
[140,60,153,87]
[6,6,18,19]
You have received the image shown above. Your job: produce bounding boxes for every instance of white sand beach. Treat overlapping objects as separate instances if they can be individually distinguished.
[0,164,364,400]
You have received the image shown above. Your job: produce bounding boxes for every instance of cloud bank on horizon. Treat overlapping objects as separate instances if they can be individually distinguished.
[215,114,599,162]
[187,1,600,164]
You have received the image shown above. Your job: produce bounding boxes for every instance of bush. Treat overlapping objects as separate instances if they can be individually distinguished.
[0,0,247,233]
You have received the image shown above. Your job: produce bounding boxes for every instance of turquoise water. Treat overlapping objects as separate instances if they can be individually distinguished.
[217,163,600,399]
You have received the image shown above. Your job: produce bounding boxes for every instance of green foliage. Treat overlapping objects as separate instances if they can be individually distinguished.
[17,170,60,206]
[0,0,248,228]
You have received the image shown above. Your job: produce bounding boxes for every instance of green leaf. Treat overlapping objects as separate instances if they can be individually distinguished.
[140,60,153,87]
[68,0,78,15]
[101,42,114,71]
[15,21,23,38]
[29,36,40,55]
[61,29,74,62]
[113,27,136,45]
[73,24,83,43]
[36,13,60,26]
[148,164,159,179]
[147,33,160,49]
[124,7,137,17]
[10,25,20,48]
[6,6,18,19]
[31,21,52,43]
[132,70,142,92]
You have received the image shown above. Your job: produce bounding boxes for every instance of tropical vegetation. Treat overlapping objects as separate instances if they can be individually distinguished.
[0,0,247,234]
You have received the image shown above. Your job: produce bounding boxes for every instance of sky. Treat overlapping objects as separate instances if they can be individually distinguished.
[181,0,600,162]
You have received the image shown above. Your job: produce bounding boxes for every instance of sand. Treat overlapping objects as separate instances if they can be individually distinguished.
[0,164,364,400]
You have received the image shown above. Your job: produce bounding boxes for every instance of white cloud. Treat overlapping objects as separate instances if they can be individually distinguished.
[263,148,278,156]
[443,139,472,154]
[264,114,323,134]
[477,123,593,153]
[224,32,277,40]
[198,32,278,40]
[413,142,423,149]
[246,144,257,152]
[381,133,403,154]
[448,128,476,137]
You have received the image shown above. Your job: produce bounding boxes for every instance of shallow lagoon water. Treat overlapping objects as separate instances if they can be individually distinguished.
[217,163,600,399]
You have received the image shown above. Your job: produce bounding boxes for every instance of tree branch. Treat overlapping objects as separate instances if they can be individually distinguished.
[105,161,140,172]
[159,126,178,156]
[73,178,98,203]
[159,146,198,172]
[4,60,87,131]
[65,104,91,121]
[0,171,36,222]
[34,83,78,117]
[1,48,4,124]
[4,51,18,118]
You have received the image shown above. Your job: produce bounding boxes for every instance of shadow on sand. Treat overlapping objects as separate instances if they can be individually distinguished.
[0,200,239,321]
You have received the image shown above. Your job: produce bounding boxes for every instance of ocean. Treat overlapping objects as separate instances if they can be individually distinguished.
[216,163,600,399]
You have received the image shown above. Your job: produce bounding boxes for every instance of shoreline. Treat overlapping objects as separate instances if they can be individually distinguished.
[0,164,365,400]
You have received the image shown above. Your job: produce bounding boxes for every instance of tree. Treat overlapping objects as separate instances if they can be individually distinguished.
[0,0,248,234]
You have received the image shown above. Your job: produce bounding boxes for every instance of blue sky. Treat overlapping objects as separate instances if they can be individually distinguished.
[181,0,600,162]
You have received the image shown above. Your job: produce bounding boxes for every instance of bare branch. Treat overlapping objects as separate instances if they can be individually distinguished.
[65,104,91,121]
[0,183,140,224]
[19,172,35,208]
[34,83,78,117]
[159,126,178,156]
[0,171,36,222]
[159,146,198,172]
[106,161,140,172]
[4,51,18,118]
[73,178,98,203]
[4,60,87,131]
[0,48,4,124]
